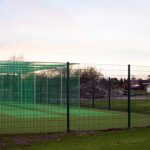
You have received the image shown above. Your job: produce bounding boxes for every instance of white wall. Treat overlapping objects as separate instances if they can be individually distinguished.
[147,86,150,93]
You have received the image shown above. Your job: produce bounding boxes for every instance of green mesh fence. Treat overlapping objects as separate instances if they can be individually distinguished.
[71,64,150,131]
[0,62,150,134]
[0,61,79,134]
[0,61,79,106]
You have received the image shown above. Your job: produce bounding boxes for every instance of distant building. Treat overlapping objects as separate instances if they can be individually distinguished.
[142,83,150,93]
[123,79,150,92]
[131,79,140,89]
[122,79,140,90]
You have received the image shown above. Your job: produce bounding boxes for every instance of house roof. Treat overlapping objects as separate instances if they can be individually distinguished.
[142,83,150,85]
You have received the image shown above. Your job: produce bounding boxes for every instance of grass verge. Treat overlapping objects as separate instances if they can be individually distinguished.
[0,127,150,150]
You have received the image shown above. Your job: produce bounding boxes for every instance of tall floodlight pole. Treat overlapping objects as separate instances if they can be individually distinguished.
[60,68,63,106]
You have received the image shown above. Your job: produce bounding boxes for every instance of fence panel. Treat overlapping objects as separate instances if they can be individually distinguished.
[0,61,150,135]
[0,61,67,134]
[70,64,129,131]
[131,65,150,128]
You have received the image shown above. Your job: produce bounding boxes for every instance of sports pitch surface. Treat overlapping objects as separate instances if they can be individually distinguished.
[0,102,149,134]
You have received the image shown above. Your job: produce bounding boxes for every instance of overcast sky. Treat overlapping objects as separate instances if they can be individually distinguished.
[0,0,150,65]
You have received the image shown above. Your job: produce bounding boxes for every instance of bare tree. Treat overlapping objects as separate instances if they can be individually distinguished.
[9,55,24,61]
[80,67,103,84]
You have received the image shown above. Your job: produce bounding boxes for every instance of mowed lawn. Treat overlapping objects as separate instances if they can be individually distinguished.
[0,127,150,150]
[81,99,150,114]
[0,103,149,134]
[0,100,150,134]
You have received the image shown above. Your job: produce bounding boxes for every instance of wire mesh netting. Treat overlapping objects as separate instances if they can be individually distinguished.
[0,61,149,134]
[71,64,129,130]
[70,64,149,131]
[130,65,150,127]
[0,61,79,134]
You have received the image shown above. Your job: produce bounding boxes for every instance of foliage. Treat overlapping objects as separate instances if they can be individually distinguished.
[1,128,150,150]
[9,55,24,61]
[80,67,103,84]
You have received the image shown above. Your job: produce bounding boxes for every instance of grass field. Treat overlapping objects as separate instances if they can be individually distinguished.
[0,127,150,150]
[81,99,150,114]
[0,99,150,134]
